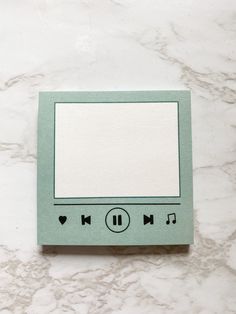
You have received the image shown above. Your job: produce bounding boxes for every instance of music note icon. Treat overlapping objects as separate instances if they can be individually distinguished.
[166,213,176,225]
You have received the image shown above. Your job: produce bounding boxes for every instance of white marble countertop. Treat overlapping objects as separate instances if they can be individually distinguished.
[0,1,236,313]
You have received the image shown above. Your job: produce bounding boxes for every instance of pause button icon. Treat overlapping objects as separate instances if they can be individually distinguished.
[113,215,122,225]
[105,208,130,233]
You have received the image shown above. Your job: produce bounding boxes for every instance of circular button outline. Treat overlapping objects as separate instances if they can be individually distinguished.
[105,207,130,233]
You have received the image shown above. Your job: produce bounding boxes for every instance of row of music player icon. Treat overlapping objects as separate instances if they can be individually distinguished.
[58,213,176,225]
[58,211,177,233]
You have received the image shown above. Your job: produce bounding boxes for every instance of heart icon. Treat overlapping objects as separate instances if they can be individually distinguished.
[59,216,67,225]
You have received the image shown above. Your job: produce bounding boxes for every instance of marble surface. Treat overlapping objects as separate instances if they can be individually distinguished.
[0,0,236,313]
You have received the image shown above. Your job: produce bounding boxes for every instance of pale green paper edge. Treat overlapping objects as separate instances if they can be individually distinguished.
[37,90,193,245]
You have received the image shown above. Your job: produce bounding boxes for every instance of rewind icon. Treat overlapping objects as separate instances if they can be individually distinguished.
[81,215,91,225]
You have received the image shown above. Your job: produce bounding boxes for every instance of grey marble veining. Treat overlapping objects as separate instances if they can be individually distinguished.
[0,1,236,313]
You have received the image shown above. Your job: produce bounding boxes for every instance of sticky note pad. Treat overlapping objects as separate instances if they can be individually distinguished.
[37,91,193,245]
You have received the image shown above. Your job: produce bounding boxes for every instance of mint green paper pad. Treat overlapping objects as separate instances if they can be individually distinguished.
[37,91,193,245]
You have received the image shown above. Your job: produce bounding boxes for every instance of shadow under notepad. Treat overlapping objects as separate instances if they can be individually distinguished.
[41,245,189,256]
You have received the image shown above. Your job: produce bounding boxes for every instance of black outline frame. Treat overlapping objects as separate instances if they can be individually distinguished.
[53,101,181,204]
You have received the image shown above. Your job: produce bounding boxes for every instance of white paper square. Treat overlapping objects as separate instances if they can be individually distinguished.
[55,102,179,198]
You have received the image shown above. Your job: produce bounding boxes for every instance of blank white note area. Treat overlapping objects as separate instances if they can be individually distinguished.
[54,102,179,198]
